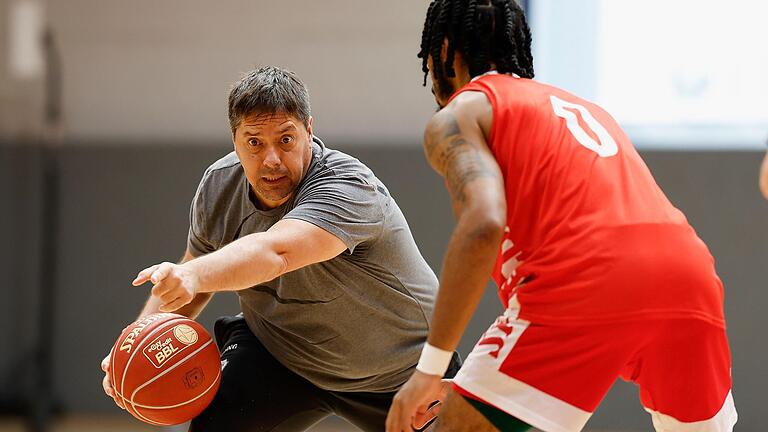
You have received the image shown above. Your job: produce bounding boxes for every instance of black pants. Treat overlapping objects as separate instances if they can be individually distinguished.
[189,315,462,432]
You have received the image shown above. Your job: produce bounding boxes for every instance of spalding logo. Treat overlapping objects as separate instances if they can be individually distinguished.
[118,314,169,354]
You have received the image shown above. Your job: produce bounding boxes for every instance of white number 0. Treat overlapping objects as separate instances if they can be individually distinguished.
[549,95,618,157]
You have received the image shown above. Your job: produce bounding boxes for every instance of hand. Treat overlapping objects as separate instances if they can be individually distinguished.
[101,353,125,409]
[386,371,448,432]
[411,379,452,431]
[133,261,200,312]
[760,151,768,200]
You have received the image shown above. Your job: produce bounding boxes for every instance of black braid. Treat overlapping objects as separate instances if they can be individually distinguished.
[419,1,438,85]
[418,0,534,86]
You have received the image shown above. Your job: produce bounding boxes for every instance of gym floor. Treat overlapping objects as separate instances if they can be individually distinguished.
[0,416,643,432]
[0,416,357,432]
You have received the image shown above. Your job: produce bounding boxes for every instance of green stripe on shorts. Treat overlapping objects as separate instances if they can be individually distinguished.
[463,394,532,432]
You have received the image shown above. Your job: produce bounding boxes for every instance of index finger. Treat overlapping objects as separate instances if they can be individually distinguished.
[132,264,160,286]
[412,400,440,430]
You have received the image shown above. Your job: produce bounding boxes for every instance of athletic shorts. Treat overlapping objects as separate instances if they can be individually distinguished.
[189,315,462,432]
[453,304,737,432]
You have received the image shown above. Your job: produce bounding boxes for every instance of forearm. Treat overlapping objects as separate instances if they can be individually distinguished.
[428,216,503,351]
[139,292,212,319]
[184,232,287,293]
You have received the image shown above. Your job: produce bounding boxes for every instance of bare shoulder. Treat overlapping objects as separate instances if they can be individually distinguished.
[422,90,501,205]
[425,91,492,146]
[447,90,493,136]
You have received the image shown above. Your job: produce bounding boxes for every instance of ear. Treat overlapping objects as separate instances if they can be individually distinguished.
[306,116,314,138]
[231,129,237,147]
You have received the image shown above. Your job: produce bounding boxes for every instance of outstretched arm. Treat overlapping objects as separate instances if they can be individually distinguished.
[132,219,347,312]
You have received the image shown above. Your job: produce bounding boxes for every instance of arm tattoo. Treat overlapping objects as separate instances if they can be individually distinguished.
[425,111,498,203]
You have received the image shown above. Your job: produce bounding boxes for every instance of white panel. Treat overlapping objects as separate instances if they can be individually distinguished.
[8,0,44,79]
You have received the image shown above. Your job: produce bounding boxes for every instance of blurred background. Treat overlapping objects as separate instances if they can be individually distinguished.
[1,0,766,431]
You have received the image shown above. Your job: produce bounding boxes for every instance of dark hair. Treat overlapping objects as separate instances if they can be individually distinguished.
[418,0,534,85]
[228,66,311,131]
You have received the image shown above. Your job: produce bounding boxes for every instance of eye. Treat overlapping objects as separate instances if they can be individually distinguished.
[281,135,294,145]
[247,138,261,147]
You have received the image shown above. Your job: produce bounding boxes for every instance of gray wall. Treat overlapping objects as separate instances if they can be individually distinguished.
[1,144,766,430]
[1,0,438,144]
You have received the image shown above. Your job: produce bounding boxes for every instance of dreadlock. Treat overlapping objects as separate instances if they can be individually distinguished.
[418,0,534,86]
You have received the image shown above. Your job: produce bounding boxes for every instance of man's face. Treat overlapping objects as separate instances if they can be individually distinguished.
[232,112,313,209]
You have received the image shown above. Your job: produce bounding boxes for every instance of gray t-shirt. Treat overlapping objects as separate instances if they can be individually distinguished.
[187,137,438,392]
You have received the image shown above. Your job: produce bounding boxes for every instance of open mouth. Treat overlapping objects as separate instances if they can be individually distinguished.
[261,175,287,185]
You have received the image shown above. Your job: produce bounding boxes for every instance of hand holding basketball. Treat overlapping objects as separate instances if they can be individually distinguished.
[101,352,125,409]
[133,262,200,312]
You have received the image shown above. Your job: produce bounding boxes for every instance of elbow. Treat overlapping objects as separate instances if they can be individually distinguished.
[462,211,506,246]
[262,248,289,281]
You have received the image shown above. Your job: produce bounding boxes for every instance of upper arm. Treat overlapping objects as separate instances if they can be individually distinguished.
[283,172,385,254]
[262,218,348,274]
[188,174,217,256]
[423,91,506,221]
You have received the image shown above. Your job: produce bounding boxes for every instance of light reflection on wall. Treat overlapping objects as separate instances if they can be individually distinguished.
[530,0,768,149]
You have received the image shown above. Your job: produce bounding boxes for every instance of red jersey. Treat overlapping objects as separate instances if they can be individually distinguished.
[450,74,725,327]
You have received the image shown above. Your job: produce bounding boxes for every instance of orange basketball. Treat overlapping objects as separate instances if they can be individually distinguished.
[109,313,221,426]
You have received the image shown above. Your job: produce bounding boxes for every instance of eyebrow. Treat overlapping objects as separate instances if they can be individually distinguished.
[277,122,298,132]
[242,122,298,137]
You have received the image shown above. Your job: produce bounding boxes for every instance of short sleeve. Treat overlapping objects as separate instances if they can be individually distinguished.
[187,176,216,257]
[284,176,385,254]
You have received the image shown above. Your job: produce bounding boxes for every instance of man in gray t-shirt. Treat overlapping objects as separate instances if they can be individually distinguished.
[100,67,459,431]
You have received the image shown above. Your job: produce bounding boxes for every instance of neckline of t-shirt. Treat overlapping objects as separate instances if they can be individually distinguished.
[469,70,520,83]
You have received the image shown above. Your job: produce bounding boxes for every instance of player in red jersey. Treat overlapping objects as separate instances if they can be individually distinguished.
[386,1,737,431]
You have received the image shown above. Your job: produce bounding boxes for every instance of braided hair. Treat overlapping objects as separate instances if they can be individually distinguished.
[418,0,534,86]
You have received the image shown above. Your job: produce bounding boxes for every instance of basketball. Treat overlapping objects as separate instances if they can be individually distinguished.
[108,313,221,426]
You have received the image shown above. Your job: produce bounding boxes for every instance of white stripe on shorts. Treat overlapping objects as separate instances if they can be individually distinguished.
[453,305,591,432]
[645,390,737,432]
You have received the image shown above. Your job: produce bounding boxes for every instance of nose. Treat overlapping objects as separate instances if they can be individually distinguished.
[263,146,282,170]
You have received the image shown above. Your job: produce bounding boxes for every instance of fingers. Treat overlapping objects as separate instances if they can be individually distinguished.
[132,261,173,286]
[159,296,188,312]
[101,368,124,410]
[151,280,173,299]
[760,153,768,200]
[102,373,113,397]
[385,399,400,432]
[150,262,174,284]
[412,400,442,430]
[410,379,451,428]
[398,401,414,432]
[386,396,415,432]
[132,264,159,286]
[761,174,768,200]
[101,355,110,372]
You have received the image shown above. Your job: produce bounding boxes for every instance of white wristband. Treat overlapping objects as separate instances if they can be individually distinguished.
[416,343,453,376]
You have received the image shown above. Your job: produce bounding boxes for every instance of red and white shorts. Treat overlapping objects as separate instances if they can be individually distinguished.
[453,303,737,432]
